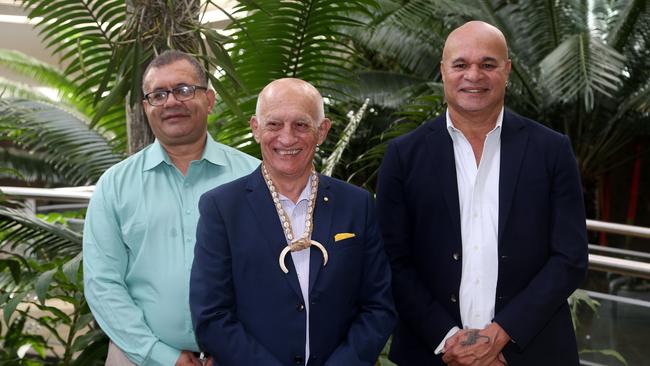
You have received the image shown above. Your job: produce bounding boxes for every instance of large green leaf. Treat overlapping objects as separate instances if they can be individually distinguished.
[0,203,82,258]
[0,98,123,186]
[213,0,376,154]
[21,0,124,94]
[539,33,626,110]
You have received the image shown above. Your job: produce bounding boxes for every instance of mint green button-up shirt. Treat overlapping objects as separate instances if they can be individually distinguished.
[83,135,259,366]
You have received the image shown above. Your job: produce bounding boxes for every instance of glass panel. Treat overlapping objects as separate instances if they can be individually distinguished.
[575,289,650,366]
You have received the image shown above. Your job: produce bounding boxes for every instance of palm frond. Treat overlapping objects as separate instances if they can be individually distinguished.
[346,90,444,190]
[20,0,124,93]
[227,0,374,95]
[0,77,51,101]
[607,0,649,51]
[0,202,82,259]
[341,71,428,110]
[0,98,123,186]
[0,49,83,103]
[212,0,377,150]
[0,48,128,147]
[349,0,444,78]
[539,33,625,111]
[607,0,650,93]
[0,147,67,185]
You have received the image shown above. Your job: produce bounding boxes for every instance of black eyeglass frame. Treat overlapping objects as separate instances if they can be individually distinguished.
[143,85,208,106]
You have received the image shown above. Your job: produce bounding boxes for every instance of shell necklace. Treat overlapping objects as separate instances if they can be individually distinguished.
[262,163,329,274]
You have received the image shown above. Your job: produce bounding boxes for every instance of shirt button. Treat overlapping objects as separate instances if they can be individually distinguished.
[473,212,479,218]
[184,182,189,187]
[185,209,191,215]
[473,245,479,250]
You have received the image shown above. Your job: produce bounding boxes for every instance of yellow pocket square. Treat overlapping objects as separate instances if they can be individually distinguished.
[334,233,356,242]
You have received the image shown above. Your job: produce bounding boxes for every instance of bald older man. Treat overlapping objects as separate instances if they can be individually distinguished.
[376,21,587,365]
[190,78,395,366]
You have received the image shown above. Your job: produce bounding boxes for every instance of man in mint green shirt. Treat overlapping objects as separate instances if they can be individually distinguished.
[83,50,258,366]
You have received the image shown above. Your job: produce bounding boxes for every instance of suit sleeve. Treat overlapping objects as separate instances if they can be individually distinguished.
[190,193,284,366]
[376,141,459,351]
[83,176,180,366]
[493,135,588,349]
[324,192,396,366]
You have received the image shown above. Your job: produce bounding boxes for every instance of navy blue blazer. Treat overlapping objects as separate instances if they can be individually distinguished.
[190,166,396,366]
[376,110,588,365]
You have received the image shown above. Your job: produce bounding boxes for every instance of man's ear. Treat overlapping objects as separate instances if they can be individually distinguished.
[250,116,261,143]
[206,89,217,111]
[317,118,331,145]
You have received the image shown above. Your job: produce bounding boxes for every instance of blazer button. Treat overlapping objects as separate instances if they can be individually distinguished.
[296,303,305,311]
[452,252,460,261]
[294,355,304,364]
[450,294,457,303]
[500,255,508,261]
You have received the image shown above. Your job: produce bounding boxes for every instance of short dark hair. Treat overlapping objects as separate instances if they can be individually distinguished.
[142,50,208,91]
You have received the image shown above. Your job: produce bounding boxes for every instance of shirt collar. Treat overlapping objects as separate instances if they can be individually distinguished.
[445,107,504,135]
[142,134,228,171]
[279,174,313,204]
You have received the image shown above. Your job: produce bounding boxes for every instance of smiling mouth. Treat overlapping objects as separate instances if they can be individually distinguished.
[162,114,189,121]
[276,149,301,156]
[461,88,488,93]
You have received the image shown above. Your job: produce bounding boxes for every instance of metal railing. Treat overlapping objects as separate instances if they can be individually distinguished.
[0,186,93,201]
[587,219,650,239]
[2,185,650,279]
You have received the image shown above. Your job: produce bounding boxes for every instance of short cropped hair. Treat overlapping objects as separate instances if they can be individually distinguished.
[142,50,208,90]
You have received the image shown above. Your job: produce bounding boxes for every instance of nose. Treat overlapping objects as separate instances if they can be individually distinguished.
[277,124,299,145]
[463,64,484,82]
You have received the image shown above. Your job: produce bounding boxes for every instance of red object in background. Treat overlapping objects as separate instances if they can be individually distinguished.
[626,144,641,225]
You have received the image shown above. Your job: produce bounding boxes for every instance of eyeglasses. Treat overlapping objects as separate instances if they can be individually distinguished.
[143,85,208,106]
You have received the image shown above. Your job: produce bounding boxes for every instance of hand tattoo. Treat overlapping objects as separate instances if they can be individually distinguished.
[460,329,491,346]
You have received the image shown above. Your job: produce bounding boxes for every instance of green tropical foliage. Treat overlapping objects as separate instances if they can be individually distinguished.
[1,0,648,363]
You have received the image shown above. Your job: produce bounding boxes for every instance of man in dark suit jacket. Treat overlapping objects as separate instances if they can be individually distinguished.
[376,21,588,366]
[190,78,395,366]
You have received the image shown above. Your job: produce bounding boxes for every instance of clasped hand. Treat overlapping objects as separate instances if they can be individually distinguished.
[441,322,510,366]
[176,350,213,366]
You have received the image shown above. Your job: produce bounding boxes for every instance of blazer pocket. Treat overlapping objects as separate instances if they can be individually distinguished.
[334,232,356,242]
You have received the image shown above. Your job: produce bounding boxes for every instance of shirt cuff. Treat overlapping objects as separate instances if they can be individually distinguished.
[434,326,460,355]
[143,341,181,366]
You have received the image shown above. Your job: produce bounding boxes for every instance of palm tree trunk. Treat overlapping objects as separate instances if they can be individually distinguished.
[126,95,154,155]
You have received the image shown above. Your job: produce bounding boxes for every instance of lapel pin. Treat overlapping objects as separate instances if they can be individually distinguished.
[324,196,329,202]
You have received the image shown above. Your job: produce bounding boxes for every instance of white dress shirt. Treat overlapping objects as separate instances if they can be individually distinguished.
[435,108,503,354]
[279,175,313,362]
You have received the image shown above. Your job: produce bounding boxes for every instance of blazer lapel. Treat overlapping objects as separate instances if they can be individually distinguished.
[308,174,333,296]
[498,110,529,245]
[246,167,304,300]
[426,117,462,240]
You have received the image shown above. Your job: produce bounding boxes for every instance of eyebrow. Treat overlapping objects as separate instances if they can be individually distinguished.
[450,56,499,64]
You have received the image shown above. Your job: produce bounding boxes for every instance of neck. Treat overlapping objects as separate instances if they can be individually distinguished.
[265,165,313,203]
[160,134,207,176]
[448,107,501,140]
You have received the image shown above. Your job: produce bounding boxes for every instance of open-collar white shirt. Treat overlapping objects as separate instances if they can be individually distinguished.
[278,174,313,362]
[435,107,503,353]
